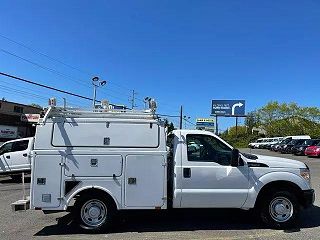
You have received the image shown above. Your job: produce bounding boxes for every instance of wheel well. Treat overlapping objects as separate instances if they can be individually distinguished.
[255,181,304,208]
[74,188,118,210]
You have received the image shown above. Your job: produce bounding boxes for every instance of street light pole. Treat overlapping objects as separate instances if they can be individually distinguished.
[92,84,97,108]
[92,76,106,109]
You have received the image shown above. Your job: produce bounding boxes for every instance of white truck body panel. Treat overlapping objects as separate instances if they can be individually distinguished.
[31,108,167,211]
[125,154,166,208]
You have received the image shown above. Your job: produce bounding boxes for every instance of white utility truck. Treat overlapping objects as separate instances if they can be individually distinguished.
[30,102,314,231]
[0,137,33,180]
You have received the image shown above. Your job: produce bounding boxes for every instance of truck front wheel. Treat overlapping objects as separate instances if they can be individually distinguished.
[259,190,299,229]
[74,194,115,232]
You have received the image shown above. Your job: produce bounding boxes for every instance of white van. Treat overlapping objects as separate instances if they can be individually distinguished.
[0,137,34,180]
[283,135,311,141]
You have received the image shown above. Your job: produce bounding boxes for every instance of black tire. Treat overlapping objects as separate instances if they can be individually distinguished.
[258,190,299,229]
[73,193,115,233]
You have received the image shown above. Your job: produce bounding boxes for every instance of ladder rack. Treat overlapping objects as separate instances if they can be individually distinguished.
[41,106,158,124]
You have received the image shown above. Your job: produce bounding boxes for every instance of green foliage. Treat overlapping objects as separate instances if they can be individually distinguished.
[220,126,258,148]
[251,101,320,137]
[221,101,320,148]
[29,103,43,109]
[164,119,175,133]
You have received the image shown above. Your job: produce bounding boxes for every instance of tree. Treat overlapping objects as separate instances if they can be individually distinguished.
[220,101,320,147]
[164,119,175,133]
[29,103,43,109]
[247,101,320,137]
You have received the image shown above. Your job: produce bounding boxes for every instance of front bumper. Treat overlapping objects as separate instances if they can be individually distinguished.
[302,189,315,208]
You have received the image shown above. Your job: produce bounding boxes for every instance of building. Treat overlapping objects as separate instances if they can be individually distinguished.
[0,100,42,143]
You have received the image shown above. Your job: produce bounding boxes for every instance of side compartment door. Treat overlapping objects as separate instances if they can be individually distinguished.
[32,154,62,208]
[180,134,249,208]
[125,155,166,208]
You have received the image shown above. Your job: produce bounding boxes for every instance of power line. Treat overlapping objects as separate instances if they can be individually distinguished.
[0,48,131,104]
[0,71,95,102]
[184,118,196,126]
[0,33,181,110]
[0,34,133,93]
[0,33,91,76]
[0,82,83,107]
[158,114,180,118]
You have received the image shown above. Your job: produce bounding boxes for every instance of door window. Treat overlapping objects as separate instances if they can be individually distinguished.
[186,134,232,165]
[12,140,29,152]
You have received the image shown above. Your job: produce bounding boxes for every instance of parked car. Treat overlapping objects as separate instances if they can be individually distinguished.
[0,137,34,180]
[264,137,283,150]
[280,139,306,154]
[248,138,264,149]
[255,138,274,149]
[270,140,283,151]
[292,139,320,156]
[305,143,320,157]
[277,136,311,153]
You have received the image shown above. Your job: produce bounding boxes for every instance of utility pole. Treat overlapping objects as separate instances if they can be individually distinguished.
[215,115,218,135]
[179,106,183,129]
[130,90,137,109]
[235,116,238,136]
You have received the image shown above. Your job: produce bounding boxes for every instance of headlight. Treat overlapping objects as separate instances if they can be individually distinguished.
[299,147,304,150]
[300,168,310,182]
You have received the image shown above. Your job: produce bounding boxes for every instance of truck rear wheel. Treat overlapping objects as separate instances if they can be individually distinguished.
[74,193,115,232]
[259,190,299,229]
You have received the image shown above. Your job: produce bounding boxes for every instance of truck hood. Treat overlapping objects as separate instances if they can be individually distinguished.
[243,153,306,169]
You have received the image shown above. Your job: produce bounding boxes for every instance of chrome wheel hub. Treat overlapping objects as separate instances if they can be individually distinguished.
[81,199,107,227]
[269,197,293,222]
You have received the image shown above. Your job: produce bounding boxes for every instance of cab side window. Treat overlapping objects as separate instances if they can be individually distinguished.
[12,140,29,152]
[187,134,232,166]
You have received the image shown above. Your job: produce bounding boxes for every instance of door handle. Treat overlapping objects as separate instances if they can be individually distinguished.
[23,153,27,157]
[183,168,191,178]
[5,155,10,159]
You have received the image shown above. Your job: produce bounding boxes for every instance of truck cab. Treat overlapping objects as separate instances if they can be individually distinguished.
[168,130,249,208]
[168,130,314,227]
[0,137,33,179]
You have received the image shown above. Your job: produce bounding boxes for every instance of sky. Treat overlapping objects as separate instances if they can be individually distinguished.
[0,0,319,130]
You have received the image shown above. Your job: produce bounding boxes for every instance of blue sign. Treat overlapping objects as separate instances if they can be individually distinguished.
[211,100,245,116]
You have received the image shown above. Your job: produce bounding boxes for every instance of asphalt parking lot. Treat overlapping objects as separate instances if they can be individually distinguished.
[1,148,320,240]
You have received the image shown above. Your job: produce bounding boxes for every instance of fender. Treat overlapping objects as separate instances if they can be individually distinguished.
[64,185,120,210]
[242,171,309,209]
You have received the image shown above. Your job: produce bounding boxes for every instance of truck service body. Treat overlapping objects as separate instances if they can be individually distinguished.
[30,105,314,231]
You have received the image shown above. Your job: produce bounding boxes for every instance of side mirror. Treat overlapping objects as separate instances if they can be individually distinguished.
[231,149,240,167]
